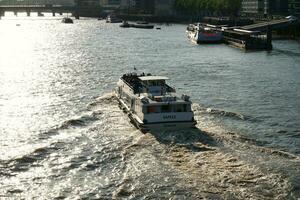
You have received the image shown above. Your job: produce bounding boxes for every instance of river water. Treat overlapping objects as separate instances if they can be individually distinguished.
[0,15,300,199]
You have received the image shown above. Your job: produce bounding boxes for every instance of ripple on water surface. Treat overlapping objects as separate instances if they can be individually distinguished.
[0,94,299,199]
[0,19,300,199]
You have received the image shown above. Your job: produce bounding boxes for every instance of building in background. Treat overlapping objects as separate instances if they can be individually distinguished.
[241,0,299,17]
[0,0,74,6]
[269,0,288,15]
[100,0,121,7]
[289,0,300,17]
[48,0,75,6]
[137,0,155,14]
[100,0,121,13]
[120,0,137,10]
[75,0,99,6]
[154,0,174,16]
[119,0,174,16]
[99,0,107,5]
[241,0,268,17]
[120,0,154,14]
[74,0,101,17]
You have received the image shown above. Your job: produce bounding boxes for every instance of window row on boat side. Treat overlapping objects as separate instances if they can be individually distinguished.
[143,103,192,114]
[118,88,133,106]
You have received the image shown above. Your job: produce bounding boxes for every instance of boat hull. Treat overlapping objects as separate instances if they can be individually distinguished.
[119,23,154,29]
[106,16,122,23]
[138,120,197,132]
[132,24,154,29]
[187,30,223,44]
[62,18,73,24]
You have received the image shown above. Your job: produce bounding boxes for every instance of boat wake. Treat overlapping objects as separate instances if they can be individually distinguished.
[205,107,247,120]
[1,92,299,199]
[193,103,254,122]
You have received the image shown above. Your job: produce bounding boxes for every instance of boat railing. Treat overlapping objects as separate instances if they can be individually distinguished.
[148,93,176,102]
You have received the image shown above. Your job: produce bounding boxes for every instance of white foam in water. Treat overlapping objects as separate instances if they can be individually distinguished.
[0,19,300,199]
[0,95,299,199]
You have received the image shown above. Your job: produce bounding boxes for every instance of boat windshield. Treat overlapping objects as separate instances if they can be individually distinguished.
[144,80,165,86]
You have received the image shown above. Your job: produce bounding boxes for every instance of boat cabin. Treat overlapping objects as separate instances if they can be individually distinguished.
[138,76,169,96]
[120,73,175,96]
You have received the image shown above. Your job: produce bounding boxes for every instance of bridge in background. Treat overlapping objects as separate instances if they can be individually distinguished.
[0,0,102,18]
[0,5,74,17]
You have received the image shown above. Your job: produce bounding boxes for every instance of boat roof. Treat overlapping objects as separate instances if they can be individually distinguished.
[138,76,169,81]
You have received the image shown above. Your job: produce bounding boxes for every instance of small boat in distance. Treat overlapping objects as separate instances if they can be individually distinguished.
[120,21,131,28]
[187,23,223,44]
[61,17,73,24]
[136,21,149,24]
[115,73,196,132]
[106,14,122,23]
[131,23,154,29]
[119,21,154,29]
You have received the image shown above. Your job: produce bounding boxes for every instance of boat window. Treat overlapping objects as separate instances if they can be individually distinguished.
[183,104,187,112]
[146,80,165,86]
[161,105,171,113]
[147,106,156,113]
[175,105,183,112]
[155,80,164,86]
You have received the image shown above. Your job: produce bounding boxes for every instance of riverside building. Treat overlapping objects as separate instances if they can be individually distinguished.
[269,0,288,16]
[241,0,299,17]
[74,0,100,6]
[289,0,300,17]
[74,0,101,17]
[154,0,175,16]
[100,0,121,7]
[120,0,174,16]
[120,0,154,14]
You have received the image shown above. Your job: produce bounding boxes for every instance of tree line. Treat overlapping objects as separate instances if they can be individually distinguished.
[174,0,242,16]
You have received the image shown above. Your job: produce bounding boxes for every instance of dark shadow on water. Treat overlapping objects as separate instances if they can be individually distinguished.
[148,127,220,152]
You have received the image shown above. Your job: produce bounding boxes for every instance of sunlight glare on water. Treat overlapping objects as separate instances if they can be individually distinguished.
[0,17,300,199]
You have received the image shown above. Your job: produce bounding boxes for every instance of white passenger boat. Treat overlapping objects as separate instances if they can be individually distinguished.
[115,73,197,132]
[187,23,223,44]
[61,17,73,24]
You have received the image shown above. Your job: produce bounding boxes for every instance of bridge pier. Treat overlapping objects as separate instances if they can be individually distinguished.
[52,12,55,17]
[26,10,30,17]
[14,11,17,16]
